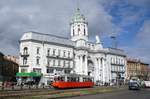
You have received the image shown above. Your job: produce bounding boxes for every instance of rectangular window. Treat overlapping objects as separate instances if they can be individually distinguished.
[47,48,50,56]
[47,68,54,73]
[36,58,40,65]
[64,69,71,74]
[73,29,75,36]
[63,50,66,57]
[58,50,61,56]
[58,60,61,66]
[53,60,55,66]
[37,47,40,54]
[68,51,70,58]
[63,61,65,67]
[111,66,113,71]
[33,68,41,73]
[53,49,56,56]
[47,59,51,66]
[23,58,27,65]
[21,69,27,72]
[68,61,70,67]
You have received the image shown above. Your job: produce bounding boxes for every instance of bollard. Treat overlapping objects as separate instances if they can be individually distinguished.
[29,84,31,89]
[20,83,23,90]
[11,82,14,90]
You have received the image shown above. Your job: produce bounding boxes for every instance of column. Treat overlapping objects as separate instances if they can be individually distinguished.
[100,58,102,82]
[95,58,99,82]
[84,56,88,75]
[98,58,101,81]
[102,58,105,83]
[80,55,83,74]
[78,56,81,74]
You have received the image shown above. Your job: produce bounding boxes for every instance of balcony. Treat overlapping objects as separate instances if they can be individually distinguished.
[111,70,125,73]
[20,65,29,67]
[20,53,29,57]
[46,54,73,61]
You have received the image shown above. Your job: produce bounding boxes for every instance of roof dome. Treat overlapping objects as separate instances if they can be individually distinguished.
[71,8,87,24]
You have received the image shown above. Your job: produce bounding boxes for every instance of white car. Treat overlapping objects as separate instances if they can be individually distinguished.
[144,81,150,88]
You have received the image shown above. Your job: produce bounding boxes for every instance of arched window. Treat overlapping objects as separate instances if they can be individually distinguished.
[84,28,86,35]
[23,47,28,55]
[78,28,80,33]
[36,58,40,65]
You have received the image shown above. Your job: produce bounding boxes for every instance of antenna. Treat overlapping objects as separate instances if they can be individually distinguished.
[110,33,117,48]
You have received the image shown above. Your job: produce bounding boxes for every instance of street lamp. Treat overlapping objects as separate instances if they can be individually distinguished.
[1,53,4,90]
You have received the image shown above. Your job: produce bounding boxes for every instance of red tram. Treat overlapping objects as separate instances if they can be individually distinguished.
[51,74,94,89]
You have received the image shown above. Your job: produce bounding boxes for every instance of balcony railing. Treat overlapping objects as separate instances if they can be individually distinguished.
[20,53,29,57]
[20,65,29,67]
[46,54,73,60]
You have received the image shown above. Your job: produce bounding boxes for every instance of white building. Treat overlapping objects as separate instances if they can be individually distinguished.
[19,8,126,85]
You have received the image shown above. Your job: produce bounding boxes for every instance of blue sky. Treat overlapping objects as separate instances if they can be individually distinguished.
[103,0,150,63]
[107,0,150,46]
[0,0,149,63]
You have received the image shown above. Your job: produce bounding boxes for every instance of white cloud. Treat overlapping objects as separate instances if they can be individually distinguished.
[123,20,150,63]
[0,0,117,55]
[0,0,149,65]
[137,20,150,44]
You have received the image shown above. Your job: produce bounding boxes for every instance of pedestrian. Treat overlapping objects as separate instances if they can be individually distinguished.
[20,82,23,90]
[2,82,4,90]
[42,83,45,88]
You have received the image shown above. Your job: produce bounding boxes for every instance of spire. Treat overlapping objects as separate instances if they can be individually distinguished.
[71,8,87,24]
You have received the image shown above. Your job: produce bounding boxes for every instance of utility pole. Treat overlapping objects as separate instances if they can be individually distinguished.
[1,54,4,90]
[110,33,117,48]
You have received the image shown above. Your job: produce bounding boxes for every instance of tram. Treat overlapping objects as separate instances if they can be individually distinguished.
[51,74,94,89]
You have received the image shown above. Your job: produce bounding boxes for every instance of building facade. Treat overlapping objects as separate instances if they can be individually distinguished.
[4,55,19,64]
[127,58,149,80]
[0,52,19,82]
[19,8,126,85]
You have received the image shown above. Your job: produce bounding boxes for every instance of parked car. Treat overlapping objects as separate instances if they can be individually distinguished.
[128,79,140,90]
[144,81,150,88]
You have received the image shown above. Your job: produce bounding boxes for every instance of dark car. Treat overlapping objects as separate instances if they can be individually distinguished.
[128,79,140,90]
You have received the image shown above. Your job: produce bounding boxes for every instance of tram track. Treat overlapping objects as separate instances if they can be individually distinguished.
[0,87,96,98]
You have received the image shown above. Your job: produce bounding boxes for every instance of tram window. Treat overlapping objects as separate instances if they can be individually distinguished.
[67,77,71,82]
[88,78,92,81]
[70,77,76,82]
[73,77,76,82]
[60,77,65,81]
[54,77,58,81]
[58,77,61,81]
[83,78,86,82]
[77,77,79,82]
[71,77,73,82]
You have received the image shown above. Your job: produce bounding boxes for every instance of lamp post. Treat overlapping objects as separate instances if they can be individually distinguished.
[1,54,4,90]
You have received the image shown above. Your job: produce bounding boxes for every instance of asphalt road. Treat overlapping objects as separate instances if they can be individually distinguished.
[63,88,150,99]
